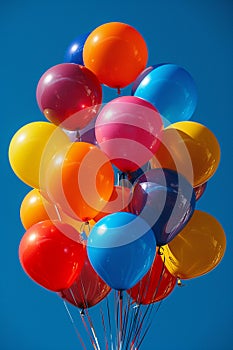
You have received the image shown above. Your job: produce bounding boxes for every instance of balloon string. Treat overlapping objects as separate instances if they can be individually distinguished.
[106,295,114,350]
[62,301,87,350]
[80,310,98,350]
[118,291,123,349]
[78,279,101,350]
[124,301,141,349]
[85,309,101,350]
[121,292,131,347]
[68,287,97,349]
[76,130,81,142]
[114,291,120,349]
[130,252,166,349]
[100,305,109,350]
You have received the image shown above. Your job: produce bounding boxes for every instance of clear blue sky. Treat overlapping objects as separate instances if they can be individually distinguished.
[1,1,233,349]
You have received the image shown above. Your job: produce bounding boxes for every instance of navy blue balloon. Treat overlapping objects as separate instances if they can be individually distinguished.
[64,33,90,65]
[133,64,197,124]
[130,168,196,246]
[87,212,156,290]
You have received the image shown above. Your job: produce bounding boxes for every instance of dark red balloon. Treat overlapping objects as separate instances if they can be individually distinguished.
[58,248,111,309]
[127,253,176,304]
[19,220,86,292]
[36,63,102,130]
[194,182,207,201]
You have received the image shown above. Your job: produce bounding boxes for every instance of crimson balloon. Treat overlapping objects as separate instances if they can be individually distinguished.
[128,253,176,304]
[59,248,111,309]
[36,63,102,130]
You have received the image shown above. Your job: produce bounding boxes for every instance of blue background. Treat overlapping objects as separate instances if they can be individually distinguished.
[1,1,233,349]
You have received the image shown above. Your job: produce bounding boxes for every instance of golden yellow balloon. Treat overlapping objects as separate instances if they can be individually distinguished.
[151,121,221,187]
[8,122,70,188]
[163,210,226,280]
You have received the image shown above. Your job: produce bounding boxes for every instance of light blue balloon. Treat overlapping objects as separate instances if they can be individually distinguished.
[134,64,197,124]
[87,212,156,290]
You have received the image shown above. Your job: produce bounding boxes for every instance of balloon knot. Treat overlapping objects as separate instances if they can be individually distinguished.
[80,309,85,316]
[177,278,185,287]
[117,87,121,95]
[158,246,164,255]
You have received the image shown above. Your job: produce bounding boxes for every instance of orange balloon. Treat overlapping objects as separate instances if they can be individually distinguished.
[83,22,148,89]
[163,210,226,280]
[20,188,95,235]
[44,142,114,222]
[151,121,221,187]
[20,189,50,229]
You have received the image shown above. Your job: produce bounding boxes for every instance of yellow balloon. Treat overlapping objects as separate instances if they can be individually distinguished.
[8,122,70,188]
[163,210,226,279]
[151,121,221,187]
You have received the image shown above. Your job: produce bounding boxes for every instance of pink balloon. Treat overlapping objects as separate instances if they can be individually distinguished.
[36,63,102,131]
[95,96,163,172]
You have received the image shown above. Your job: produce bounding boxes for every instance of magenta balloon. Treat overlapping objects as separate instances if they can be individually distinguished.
[95,96,163,172]
[36,63,102,131]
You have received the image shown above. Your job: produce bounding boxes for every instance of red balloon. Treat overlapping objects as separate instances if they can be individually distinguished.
[36,63,102,130]
[58,248,111,309]
[194,182,207,201]
[19,220,85,292]
[127,253,176,304]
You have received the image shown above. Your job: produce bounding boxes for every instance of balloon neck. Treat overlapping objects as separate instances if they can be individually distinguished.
[117,87,121,95]
[80,309,85,316]
[158,246,164,255]
[177,278,185,287]
[118,290,123,300]
[76,130,81,142]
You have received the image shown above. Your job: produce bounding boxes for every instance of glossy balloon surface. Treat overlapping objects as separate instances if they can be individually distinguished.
[59,248,111,309]
[151,121,221,187]
[87,212,156,290]
[83,22,148,88]
[163,210,226,279]
[134,64,197,123]
[95,96,163,172]
[128,253,176,304]
[20,189,51,229]
[130,168,196,246]
[9,122,69,188]
[64,32,90,65]
[36,63,102,130]
[44,142,114,221]
[19,220,85,291]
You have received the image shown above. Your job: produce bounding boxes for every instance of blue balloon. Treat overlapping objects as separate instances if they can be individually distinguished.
[64,33,90,65]
[133,64,197,124]
[131,64,166,95]
[130,168,196,246]
[87,212,156,290]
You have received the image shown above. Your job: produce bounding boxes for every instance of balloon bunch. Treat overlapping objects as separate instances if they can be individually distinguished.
[9,21,226,350]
